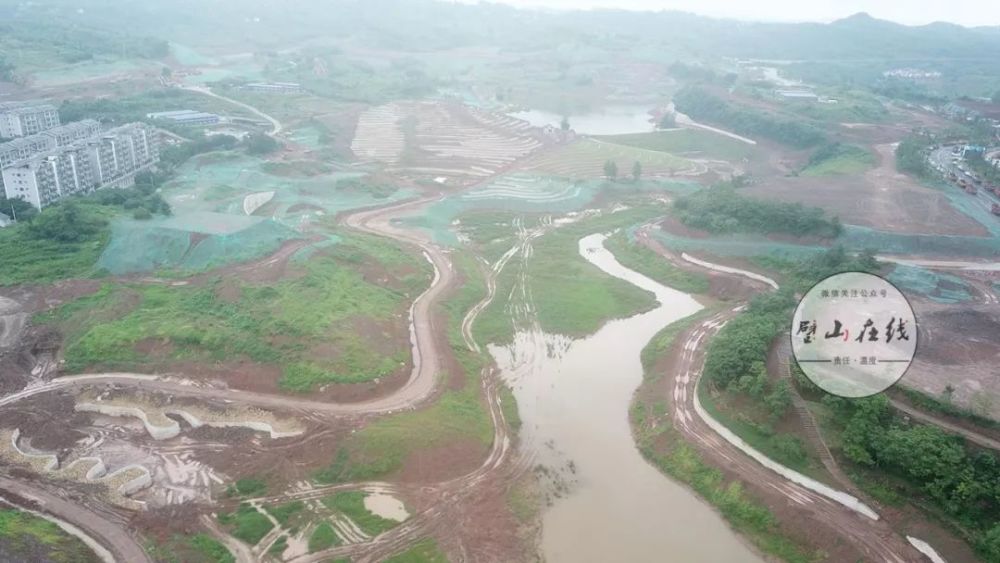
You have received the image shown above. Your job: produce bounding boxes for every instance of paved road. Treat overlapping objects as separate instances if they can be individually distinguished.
[0,477,151,563]
[928,144,999,217]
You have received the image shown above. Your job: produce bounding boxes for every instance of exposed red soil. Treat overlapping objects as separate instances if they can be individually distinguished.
[743,143,989,237]
[395,438,490,484]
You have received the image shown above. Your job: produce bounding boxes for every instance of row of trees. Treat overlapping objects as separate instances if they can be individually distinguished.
[673,86,826,148]
[895,136,932,178]
[603,160,642,182]
[826,394,1000,561]
[673,184,843,239]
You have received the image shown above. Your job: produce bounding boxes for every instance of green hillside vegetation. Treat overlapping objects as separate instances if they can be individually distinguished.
[0,509,99,563]
[0,18,165,77]
[822,394,1000,562]
[895,136,933,178]
[604,232,710,294]
[801,143,875,176]
[673,185,843,238]
[595,129,756,161]
[0,184,172,286]
[37,232,428,390]
[673,86,826,148]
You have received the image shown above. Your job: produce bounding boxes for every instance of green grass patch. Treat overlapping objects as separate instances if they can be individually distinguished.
[384,538,448,563]
[800,143,875,177]
[474,207,664,345]
[315,249,492,484]
[632,316,820,563]
[500,384,522,435]
[0,204,115,286]
[596,129,756,161]
[315,387,493,482]
[322,492,399,536]
[189,534,235,563]
[217,504,273,546]
[39,233,427,390]
[604,231,710,295]
[265,501,304,526]
[308,522,341,552]
[0,509,99,562]
[227,477,266,498]
[267,535,287,557]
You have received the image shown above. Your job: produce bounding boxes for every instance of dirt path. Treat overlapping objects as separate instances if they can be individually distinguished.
[181,85,283,135]
[0,477,151,563]
[632,228,927,561]
[889,398,1000,451]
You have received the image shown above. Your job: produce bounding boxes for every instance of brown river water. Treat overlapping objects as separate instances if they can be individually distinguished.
[490,233,761,562]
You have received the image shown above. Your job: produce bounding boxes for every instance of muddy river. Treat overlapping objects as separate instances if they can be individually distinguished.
[490,233,761,562]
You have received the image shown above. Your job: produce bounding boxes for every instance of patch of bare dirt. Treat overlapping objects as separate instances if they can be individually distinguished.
[743,143,988,237]
[395,438,489,484]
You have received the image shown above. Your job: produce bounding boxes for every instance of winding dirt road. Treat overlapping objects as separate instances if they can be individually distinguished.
[0,477,151,563]
[634,226,926,562]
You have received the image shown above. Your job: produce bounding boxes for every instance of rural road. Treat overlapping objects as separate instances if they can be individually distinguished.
[181,85,283,135]
[635,226,926,562]
[0,477,151,563]
[889,398,1000,451]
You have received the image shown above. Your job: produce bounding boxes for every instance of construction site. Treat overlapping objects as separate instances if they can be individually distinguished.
[1,6,1000,563]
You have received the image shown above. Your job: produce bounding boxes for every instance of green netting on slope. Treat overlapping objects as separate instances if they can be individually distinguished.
[408,174,698,246]
[97,215,298,275]
[887,265,972,304]
[290,236,343,263]
[840,225,1000,258]
[286,126,325,150]
[164,152,411,221]
[651,229,828,259]
[937,187,1000,239]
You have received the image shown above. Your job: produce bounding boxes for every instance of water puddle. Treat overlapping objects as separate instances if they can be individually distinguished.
[490,233,761,562]
[363,491,409,522]
[509,106,656,135]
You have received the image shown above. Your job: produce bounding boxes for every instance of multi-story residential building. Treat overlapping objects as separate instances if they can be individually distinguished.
[0,120,102,190]
[85,122,159,188]
[0,103,61,137]
[2,145,97,209]
[2,122,159,209]
[39,119,102,148]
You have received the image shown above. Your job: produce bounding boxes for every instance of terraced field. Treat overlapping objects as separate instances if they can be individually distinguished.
[350,101,546,183]
[521,138,703,179]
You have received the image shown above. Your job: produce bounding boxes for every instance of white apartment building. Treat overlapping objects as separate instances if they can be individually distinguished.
[2,122,159,209]
[0,103,61,137]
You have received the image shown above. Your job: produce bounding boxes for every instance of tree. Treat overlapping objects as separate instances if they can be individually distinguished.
[560,116,570,131]
[161,66,172,78]
[632,161,642,183]
[245,133,280,155]
[659,112,676,129]
[764,380,793,419]
[603,160,618,181]
[0,196,37,222]
[28,202,106,243]
[943,384,956,403]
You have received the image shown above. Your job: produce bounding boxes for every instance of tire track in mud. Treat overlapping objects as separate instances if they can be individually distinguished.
[0,196,528,562]
[634,226,931,562]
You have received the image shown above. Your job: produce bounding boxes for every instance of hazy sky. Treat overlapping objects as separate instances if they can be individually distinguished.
[468,0,999,27]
